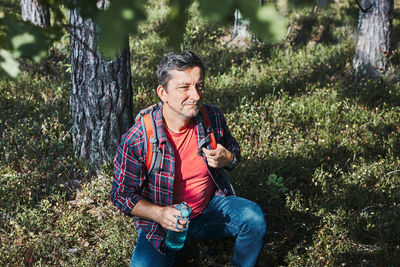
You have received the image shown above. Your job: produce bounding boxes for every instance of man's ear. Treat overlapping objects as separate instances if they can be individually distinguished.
[157,85,168,103]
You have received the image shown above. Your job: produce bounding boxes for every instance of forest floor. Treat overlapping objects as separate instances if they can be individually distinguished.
[1,0,400,266]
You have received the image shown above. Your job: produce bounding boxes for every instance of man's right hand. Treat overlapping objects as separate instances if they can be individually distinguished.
[130,200,184,232]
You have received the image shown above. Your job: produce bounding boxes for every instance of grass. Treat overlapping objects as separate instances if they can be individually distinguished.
[1,0,400,266]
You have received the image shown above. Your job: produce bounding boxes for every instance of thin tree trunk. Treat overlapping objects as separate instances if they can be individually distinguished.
[20,0,50,27]
[353,0,394,79]
[69,8,133,172]
[232,9,250,40]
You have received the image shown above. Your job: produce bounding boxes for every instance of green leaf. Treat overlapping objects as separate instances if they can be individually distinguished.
[255,5,287,42]
[67,0,99,19]
[10,32,36,57]
[163,0,192,50]
[236,1,287,44]
[269,173,277,180]
[121,8,135,20]
[0,9,64,77]
[95,0,146,57]
[4,17,62,61]
[0,49,19,78]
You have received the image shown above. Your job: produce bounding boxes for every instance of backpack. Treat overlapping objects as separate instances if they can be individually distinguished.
[135,103,217,176]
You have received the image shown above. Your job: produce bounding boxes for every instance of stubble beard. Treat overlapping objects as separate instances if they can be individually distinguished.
[181,101,201,118]
[164,100,201,120]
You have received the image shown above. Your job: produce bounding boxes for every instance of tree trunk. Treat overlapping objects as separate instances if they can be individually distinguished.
[20,0,50,27]
[353,0,394,79]
[69,8,133,172]
[232,9,250,40]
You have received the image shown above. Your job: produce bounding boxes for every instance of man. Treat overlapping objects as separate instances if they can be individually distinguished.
[111,51,266,267]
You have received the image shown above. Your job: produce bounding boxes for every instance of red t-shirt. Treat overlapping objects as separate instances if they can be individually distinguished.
[165,120,215,218]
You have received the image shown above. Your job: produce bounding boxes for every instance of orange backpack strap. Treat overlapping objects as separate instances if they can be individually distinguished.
[142,113,155,173]
[136,103,163,175]
[200,106,217,150]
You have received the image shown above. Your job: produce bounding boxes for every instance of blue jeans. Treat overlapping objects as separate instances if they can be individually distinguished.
[131,195,267,267]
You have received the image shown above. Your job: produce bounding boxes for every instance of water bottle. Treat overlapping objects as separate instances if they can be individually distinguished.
[165,202,191,250]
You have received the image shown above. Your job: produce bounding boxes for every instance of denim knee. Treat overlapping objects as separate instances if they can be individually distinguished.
[239,202,267,236]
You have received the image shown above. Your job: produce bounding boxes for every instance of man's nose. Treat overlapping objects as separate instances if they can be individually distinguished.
[189,85,201,101]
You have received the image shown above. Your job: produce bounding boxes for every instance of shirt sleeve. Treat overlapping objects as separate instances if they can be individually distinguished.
[110,131,146,216]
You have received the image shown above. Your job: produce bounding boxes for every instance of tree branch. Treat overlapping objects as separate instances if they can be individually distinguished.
[355,0,375,13]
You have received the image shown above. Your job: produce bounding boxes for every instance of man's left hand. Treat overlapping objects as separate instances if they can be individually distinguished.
[202,144,233,168]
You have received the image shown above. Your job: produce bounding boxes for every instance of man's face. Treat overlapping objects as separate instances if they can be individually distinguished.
[158,66,204,119]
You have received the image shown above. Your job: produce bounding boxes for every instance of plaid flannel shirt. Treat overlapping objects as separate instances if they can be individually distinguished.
[111,104,240,254]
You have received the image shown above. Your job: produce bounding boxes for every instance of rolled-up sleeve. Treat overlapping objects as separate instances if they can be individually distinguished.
[111,132,146,216]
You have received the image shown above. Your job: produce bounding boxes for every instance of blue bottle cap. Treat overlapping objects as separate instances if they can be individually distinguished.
[181,209,189,217]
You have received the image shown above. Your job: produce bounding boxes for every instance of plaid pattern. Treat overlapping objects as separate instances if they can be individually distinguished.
[111,104,240,254]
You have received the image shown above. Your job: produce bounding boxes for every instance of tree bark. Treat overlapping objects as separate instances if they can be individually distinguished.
[20,0,50,27]
[69,8,133,172]
[353,0,394,79]
[232,9,250,40]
